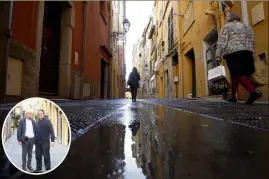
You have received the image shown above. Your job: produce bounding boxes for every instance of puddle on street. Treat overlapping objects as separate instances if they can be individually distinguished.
[1,103,269,179]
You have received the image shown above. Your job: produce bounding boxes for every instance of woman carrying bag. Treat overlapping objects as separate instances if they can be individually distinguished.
[215,12,262,104]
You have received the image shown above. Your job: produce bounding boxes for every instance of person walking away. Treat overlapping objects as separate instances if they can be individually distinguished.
[17,110,36,172]
[128,67,140,102]
[34,109,55,173]
[215,12,262,104]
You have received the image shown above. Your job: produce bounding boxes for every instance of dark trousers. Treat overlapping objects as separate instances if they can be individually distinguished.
[35,142,51,170]
[131,87,138,101]
[22,138,34,168]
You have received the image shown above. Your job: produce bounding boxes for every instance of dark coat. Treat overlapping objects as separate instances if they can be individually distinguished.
[35,117,55,143]
[17,118,36,142]
[128,71,140,89]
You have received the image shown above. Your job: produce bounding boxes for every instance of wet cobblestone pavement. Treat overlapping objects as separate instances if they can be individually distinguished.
[1,99,269,179]
[141,99,269,131]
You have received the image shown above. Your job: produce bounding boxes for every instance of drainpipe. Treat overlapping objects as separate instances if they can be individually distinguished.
[81,1,87,100]
[0,1,13,103]
[177,1,185,99]
[241,0,249,25]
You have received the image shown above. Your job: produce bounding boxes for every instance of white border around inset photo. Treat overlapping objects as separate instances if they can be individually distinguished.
[1,97,72,176]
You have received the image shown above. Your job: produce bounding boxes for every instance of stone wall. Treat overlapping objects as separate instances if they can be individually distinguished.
[9,41,39,98]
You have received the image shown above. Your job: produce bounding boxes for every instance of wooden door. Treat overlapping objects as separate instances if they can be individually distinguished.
[39,2,62,94]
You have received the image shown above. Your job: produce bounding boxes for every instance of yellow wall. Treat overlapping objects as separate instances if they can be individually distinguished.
[179,1,216,98]
[6,57,23,96]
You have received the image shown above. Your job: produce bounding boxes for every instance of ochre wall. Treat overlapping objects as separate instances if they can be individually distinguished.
[179,1,216,98]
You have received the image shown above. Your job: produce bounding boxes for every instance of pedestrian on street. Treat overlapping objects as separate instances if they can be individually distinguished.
[34,109,55,173]
[17,109,36,172]
[216,12,262,104]
[127,67,141,102]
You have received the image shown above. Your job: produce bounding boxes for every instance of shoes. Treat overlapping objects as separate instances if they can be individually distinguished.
[46,168,51,171]
[34,169,42,173]
[227,97,237,103]
[245,90,262,104]
[27,166,34,172]
[22,166,27,171]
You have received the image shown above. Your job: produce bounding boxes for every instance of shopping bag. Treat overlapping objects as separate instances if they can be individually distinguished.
[249,58,268,86]
[208,65,227,82]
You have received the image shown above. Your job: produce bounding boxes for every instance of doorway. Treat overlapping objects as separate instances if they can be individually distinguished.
[172,53,179,98]
[185,49,196,98]
[100,59,108,99]
[160,76,164,98]
[39,2,62,95]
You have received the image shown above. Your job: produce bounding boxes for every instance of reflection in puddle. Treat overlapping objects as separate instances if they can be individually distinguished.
[122,106,145,179]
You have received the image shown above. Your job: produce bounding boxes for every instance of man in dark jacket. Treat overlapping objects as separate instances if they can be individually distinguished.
[34,109,55,173]
[17,110,36,172]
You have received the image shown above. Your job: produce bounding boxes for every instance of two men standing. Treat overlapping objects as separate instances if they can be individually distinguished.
[17,109,55,173]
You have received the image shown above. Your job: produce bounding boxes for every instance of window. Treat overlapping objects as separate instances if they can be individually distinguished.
[143,34,146,47]
[157,42,162,59]
[168,8,174,51]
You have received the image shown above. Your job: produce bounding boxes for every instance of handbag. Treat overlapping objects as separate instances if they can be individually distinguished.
[127,79,131,86]
[208,65,227,82]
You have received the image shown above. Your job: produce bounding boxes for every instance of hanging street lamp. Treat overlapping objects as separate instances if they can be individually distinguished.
[123,18,131,32]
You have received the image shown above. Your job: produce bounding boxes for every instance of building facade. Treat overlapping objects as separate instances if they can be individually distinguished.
[1,1,127,103]
[110,1,127,99]
[135,0,268,102]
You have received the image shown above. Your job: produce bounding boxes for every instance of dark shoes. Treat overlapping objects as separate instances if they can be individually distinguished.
[245,90,262,104]
[227,97,237,103]
[22,166,27,171]
[34,169,42,173]
[27,166,34,172]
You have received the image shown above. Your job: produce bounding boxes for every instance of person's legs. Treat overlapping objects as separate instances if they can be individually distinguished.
[21,141,28,170]
[134,88,138,102]
[231,75,240,98]
[131,88,134,102]
[239,76,255,93]
[42,142,51,171]
[35,143,42,171]
[227,75,240,102]
[27,138,34,171]
[239,76,262,104]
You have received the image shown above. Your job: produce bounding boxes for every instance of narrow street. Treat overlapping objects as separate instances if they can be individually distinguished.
[1,99,269,179]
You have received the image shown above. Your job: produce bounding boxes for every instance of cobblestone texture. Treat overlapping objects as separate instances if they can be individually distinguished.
[141,99,269,131]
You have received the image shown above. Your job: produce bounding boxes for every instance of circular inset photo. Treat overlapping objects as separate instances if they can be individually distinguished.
[1,97,71,175]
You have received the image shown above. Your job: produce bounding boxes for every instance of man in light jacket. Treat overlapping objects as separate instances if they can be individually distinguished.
[17,109,36,172]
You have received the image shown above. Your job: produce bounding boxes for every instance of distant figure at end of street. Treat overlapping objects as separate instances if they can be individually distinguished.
[17,109,36,172]
[127,67,141,102]
[215,12,262,104]
[34,109,55,173]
